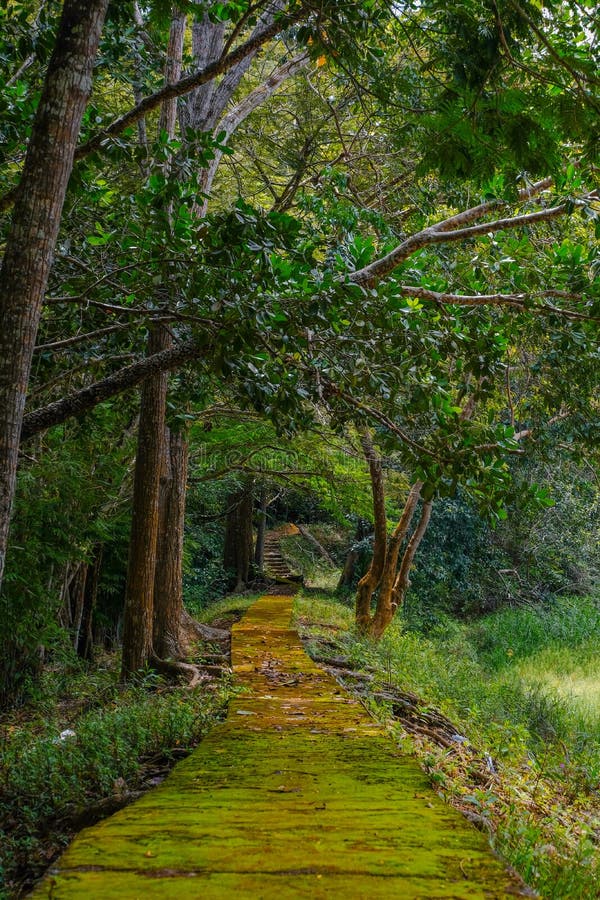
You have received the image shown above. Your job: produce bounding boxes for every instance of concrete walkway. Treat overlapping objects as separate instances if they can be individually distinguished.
[33,595,524,898]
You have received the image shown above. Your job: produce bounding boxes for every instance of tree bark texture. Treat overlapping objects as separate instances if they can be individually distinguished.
[21,342,202,443]
[0,0,109,590]
[370,482,422,638]
[391,499,433,615]
[354,432,433,638]
[120,326,170,679]
[223,482,254,592]
[158,8,186,140]
[140,7,186,663]
[153,428,189,660]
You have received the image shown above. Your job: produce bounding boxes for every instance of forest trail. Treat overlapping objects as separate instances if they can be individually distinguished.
[263,524,302,582]
[33,594,525,899]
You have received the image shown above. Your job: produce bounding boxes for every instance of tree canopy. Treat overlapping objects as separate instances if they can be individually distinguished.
[0,0,598,693]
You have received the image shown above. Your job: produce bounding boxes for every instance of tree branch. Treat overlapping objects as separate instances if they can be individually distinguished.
[21,340,205,440]
[34,324,127,353]
[349,204,569,286]
[0,5,307,214]
[397,285,598,321]
[198,52,309,213]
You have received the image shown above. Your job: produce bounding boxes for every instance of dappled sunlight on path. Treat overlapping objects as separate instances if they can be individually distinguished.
[32,595,525,898]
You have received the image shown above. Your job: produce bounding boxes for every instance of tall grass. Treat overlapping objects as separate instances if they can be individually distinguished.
[295,591,600,898]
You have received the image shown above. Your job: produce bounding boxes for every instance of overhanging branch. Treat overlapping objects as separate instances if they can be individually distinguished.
[0,6,307,214]
[21,339,205,440]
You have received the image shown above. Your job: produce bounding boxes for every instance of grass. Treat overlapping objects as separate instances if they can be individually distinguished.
[5,585,599,897]
[0,593,255,899]
[294,590,600,899]
[0,680,231,897]
[279,531,341,592]
[195,593,261,626]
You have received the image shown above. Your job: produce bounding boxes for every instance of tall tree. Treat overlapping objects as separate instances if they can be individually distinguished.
[120,325,170,676]
[123,4,311,673]
[0,0,109,590]
[121,5,184,679]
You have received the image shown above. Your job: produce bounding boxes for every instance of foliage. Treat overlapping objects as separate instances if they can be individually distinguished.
[279,529,340,591]
[0,666,231,896]
[296,589,600,898]
[194,592,260,624]
[402,459,600,626]
[0,413,135,708]
[0,0,598,809]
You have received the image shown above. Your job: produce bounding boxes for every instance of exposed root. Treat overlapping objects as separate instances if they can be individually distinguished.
[150,656,207,687]
[306,636,496,780]
[181,610,230,645]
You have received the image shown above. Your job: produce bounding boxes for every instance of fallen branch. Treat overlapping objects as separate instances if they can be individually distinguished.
[296,524,336,566]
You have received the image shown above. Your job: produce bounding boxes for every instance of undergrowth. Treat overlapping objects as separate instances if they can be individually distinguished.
[295,591,600,899]
[0,593,241,899]
[194,593,259,625]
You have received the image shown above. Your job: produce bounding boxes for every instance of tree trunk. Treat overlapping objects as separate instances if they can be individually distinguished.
[195,54,309,215]
[338,548,359,590]
[120,326,170,679]
[69,563,88,651]
[223,482,254,592]
[150,7,190,663]
[337,519,368,591]
[370,482,423,638]
[158,8,186,139]
[387,499,433,626]
[355,432,387,632]
[77,544,103,661]
[0,0,109,591]
[153,428,189,660]
[122,9,185,675]
[254,490,267,571]
[296,524,335,566]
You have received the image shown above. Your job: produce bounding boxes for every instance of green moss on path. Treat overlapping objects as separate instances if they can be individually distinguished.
[32,595,526,898]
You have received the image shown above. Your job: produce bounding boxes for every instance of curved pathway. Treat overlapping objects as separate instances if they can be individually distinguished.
[33,594,524,898]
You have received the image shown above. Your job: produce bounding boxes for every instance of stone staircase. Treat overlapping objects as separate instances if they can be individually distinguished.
[263,524,303,584]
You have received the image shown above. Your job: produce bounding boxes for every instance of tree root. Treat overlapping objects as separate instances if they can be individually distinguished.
[150,655,209,687]
[181,610,230,645]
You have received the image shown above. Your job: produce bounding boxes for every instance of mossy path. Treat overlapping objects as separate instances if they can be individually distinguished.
[33,594,525,898]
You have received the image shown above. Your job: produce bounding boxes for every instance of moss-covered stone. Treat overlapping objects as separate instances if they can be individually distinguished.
[31,594,526,898]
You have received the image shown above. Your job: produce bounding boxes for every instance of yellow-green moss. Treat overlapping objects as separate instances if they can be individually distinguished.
[31,595,525,898]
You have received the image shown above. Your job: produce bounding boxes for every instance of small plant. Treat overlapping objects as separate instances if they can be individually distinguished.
[0,672,231,896]
[294,589,600,899]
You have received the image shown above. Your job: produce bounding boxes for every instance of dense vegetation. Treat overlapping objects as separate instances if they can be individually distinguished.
[0,0,598,896]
